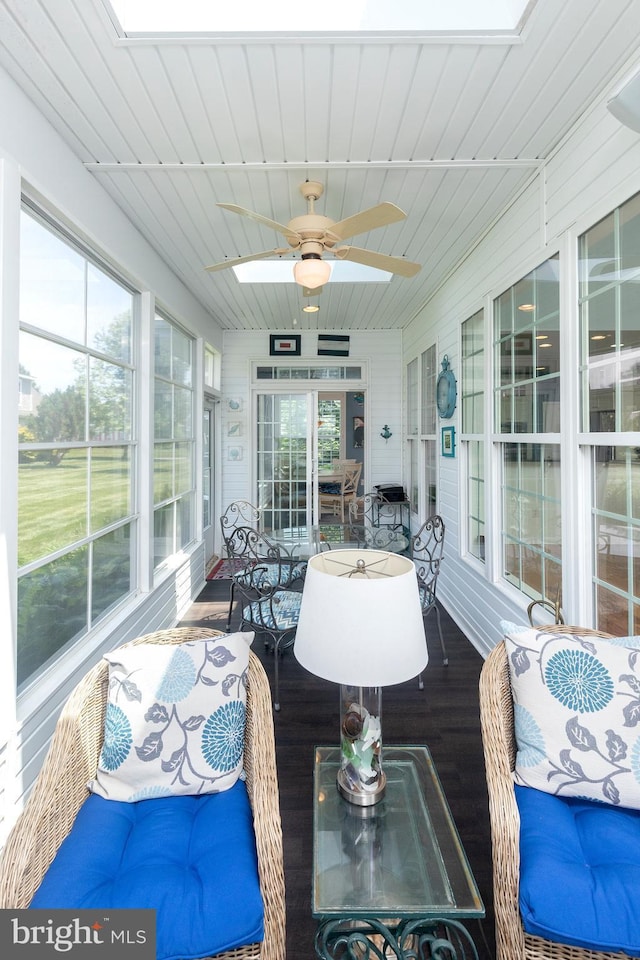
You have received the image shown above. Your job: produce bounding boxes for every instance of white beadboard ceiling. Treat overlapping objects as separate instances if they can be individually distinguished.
[1,0,640,331]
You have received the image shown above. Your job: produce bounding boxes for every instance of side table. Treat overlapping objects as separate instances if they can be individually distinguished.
[312,745,485,959]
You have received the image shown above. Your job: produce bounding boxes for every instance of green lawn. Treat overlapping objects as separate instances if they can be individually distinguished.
[18,448,133,567]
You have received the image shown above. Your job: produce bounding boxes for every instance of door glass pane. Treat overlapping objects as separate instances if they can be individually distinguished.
[257,393,309,531]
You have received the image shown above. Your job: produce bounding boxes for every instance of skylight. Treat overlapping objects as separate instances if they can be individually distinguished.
[108,0,531,34]
[233,261,392,283]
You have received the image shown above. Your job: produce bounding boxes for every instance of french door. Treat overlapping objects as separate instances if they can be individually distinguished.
[256,392,315,531]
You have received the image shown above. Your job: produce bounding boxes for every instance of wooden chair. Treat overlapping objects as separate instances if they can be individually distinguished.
[411,515,448,677]
[478,625,617,960]
[319,462,362,522]
[0,627,286,960]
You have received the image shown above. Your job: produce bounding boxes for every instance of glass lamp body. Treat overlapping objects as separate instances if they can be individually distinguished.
[338,684,386,806]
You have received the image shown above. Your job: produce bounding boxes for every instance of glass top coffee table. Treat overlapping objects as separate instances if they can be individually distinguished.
[313,745,485,959]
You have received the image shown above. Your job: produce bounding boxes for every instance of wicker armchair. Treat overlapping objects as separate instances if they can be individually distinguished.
[478,625,622,960]
[0,627,286,960]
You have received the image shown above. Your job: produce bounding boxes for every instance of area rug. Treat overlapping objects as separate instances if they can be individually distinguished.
[206,558,245,580]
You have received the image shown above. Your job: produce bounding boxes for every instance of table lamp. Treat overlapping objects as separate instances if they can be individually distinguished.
[295,549,427,806]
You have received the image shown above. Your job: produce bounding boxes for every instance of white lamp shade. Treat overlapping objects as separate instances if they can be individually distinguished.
[294,549,427,687]
[293,257,332,289]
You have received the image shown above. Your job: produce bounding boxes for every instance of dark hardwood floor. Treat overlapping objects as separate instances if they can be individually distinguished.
[179,577,496,959]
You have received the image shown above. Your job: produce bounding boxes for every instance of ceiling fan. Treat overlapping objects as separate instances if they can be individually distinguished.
[204,181,421,290]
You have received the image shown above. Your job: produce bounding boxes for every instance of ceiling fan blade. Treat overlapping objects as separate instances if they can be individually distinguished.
[217,203,299,241]
[334,246,421,277]
[204,248,290,272]
[328,202,406,241]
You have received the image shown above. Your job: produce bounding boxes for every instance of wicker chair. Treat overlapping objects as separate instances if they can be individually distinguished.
[478,625,622,960]
[0,627,286,960]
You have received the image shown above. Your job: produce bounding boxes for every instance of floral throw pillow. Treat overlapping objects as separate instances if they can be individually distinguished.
[505,627,640,808]
[89,633,253,802]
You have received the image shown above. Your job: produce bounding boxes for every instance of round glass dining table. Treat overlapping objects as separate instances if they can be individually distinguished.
[268,523,409,559]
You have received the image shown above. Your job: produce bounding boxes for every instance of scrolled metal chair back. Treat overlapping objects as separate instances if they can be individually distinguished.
[411,514,446,598]
[220,500,261,540]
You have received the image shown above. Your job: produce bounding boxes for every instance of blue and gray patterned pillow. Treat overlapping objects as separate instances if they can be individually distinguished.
[504,627,640,809]
[90,633,253,802]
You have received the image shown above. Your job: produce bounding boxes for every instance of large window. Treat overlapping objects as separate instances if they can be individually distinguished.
[17,207,136,687]
[579,193,640,633]
[494,255,561,602]
[153,314,195,568]
[462,310,485,561]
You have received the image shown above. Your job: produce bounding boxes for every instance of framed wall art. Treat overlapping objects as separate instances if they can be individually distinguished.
[441,425,456,458]
[270,334,301,356]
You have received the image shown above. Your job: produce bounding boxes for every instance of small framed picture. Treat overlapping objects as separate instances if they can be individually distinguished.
[227,421,243,437]
[441,425,456,458]
[228,446,243,462]
[270,334,301,356]
[227,397,243,413]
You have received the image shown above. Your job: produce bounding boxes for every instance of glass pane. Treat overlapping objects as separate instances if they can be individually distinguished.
[175,441,193,495]
[421,346,437,436]
[154,379,173,439]
[87,263,132,362]
[619,280,640,352]
[20,211,85,344]
[17,546,89,686]
[178,494,193,550]
[173,385,193,439]
[514,383,534,432]
[154,442,174,504]
[92,525,133,622]
[621,354,640,431]
[592,446,640,635]
[18,450,88,566]
[154,503,173,566]
[20,332,87,442]
[89,357,132,440]
[495,288,513,339]
[90,446,131,531]
[584,287,616,358]
[154,315,172,378]
[579,210,616,298]
[172,326,192,386]
[502,443,561,600]
[407,359,418,435]
[424,438,437,513]
[589,363,617,431]
[619,192,640,272]
[318,398,342,467]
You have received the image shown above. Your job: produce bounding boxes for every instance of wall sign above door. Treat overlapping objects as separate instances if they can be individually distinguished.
[270,334,301,356]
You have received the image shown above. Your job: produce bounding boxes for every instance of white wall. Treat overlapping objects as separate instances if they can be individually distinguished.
[0,65,224,835]
[220,328,405,547]
[403,81,640,657]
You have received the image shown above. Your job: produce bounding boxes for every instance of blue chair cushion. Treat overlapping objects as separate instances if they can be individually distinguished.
[243,589,302,632]
[516,783,640,954]
[319,483,341,494]
[236,560,306,589]
[31,781,263,960]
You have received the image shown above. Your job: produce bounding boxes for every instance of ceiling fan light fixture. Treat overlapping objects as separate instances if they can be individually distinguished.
[294,254,332,290]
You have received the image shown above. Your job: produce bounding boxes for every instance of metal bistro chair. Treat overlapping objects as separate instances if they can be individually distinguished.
[411,515,448,683]
[220,500,262,631]
[225,526,304,711]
